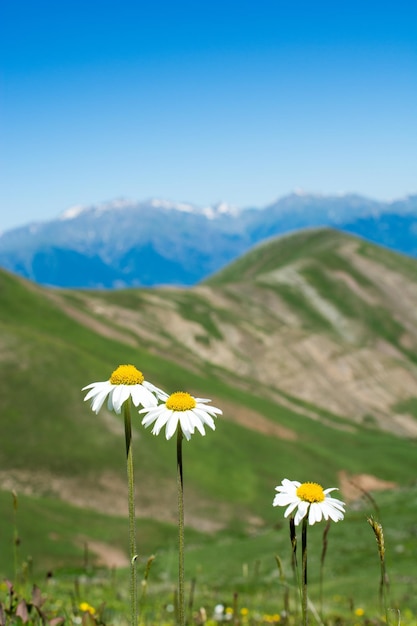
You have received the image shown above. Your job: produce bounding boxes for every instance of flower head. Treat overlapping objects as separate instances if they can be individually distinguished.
[273,479,345,525]
[82,364,165,414]
[79,602,96,615]
[139,391,222,440]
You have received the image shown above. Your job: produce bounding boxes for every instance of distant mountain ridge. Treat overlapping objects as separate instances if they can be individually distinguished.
[0,193,416,288]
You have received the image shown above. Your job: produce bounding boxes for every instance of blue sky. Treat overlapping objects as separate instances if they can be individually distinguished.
[1,0,416,231]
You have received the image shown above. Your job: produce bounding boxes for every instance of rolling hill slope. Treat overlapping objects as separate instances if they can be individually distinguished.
[1,227,417,575]
[63,227,417,436]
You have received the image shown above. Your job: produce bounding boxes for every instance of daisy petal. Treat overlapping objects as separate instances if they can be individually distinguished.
[165,413,180,440]
[193,408,216,430]
[111,385,129,413]
[192,415,206,436]
[143,381,168,400]
[294,500,309,525]
[131,385,157,408]
[273,493,297,507]
[283,500,300,518]
[91,388,111,414]
[309,503,323,525]
[151,409,174,437]
[83,381,109,399]
[195,404,222,416]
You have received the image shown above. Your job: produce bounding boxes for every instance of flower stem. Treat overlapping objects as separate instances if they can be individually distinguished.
[289,516,301,619]
[124,401,138,626]
[177,427,185,626]
[11,491,20,584]
[301,518,308,626]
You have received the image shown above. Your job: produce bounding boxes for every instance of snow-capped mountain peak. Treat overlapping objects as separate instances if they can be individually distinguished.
[60,205,86,221]
[58,197,242,223]
[149,199,198,213]
[201,201,240,219]
[59,198,135,221]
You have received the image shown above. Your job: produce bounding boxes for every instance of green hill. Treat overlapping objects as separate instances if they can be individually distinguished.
[1,227,417,580]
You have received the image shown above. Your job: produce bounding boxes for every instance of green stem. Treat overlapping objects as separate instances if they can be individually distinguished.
[320,520,331,619]
[177,428,185,626]
[301,518,308,626]
[12,491,20,586]
[124,401,138,626]
[380,556,389,624]
[289,516,301,618]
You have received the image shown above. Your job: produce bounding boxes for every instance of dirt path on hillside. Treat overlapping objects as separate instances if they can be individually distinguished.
[218,399,297,440]
[77,538,129,568]
[46,291,138,346]
[338,470,397,502]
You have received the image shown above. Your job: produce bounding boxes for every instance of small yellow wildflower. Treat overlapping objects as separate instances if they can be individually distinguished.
[354,608,365,617]
[240,608,249,616]
[262,615,281,624]
[79,602,96,615]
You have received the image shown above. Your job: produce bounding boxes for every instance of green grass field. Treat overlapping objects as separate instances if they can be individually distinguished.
[2,485,417,625]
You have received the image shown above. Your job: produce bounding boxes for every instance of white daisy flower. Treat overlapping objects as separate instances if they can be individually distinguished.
[273,479,345,526]
[82,364,165,414]
[139,391,222,440]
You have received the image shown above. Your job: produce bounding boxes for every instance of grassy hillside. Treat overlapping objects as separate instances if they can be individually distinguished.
[63,227,417,434]
[1,228,417,581]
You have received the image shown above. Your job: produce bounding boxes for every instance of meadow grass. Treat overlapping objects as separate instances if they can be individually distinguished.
[2,485,417,625]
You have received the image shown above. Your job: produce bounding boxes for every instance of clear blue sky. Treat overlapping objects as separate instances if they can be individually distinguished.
[1,0,416,231]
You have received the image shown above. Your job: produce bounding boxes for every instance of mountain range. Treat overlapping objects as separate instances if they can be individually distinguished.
[0,193,416,288]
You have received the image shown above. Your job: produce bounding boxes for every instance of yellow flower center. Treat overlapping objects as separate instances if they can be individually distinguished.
[296,482,325,503]
[166,392,196,411]
[109,364,144,385]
